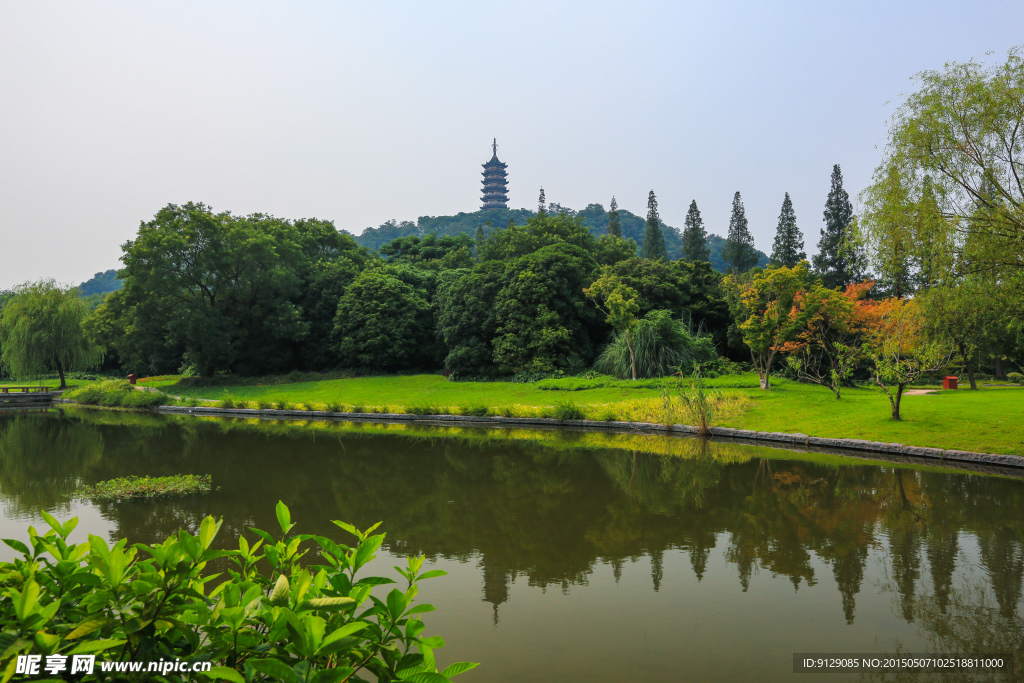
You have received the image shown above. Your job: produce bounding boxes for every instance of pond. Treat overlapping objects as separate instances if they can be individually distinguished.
[1,408,1022,681]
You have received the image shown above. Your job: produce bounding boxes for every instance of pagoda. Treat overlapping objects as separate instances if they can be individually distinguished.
[480,139,509,210]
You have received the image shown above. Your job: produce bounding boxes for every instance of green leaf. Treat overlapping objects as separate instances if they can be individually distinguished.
[303,596,355,611]
[15,579,39,621]
[40,510,63,537]
[386,588,408,620]
[417,570,448,581]
[276,500,295,536]
[270,574,290,606]
[199,515,221,551]
[331,520,361,540]
[418,636,445,649]
[2,539,29,556]
[68,638,126,655]
[205,666,245,683]
[317,621,369,654]
[67,617,108,639]
[401,674,449,683]
[310,668,355,683]
[440,662,480,678]
[405,604,436,616]
[248,658,304,683]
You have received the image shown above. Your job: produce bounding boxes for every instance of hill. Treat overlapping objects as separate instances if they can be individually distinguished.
[78,270,122,296]
[354,204,769,272]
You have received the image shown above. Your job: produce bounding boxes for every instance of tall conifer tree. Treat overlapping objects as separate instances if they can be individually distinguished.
[641,190,667,260]
[537,187,547,216]
[607,196,621,237]
[474,224,485,262]
[723,191,758,272]
[813,165,865,288]
[680,200,710,262]
[770,192,806,267]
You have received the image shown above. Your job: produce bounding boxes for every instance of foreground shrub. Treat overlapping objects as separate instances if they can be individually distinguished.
[0,502,477,682]
[63,380,171,409]
[595,310,717,379]
[1008,372,1023,385]
[77,474,213,501]
[550,400,587,421]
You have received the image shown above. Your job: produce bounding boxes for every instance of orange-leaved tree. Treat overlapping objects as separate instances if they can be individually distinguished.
[729,263,815,390]
[867,297,953,420]
[781,280,877,399]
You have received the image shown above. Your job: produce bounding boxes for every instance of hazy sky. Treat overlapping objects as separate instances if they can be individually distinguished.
[1,1,1022,289]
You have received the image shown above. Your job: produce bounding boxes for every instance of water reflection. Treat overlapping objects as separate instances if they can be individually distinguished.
[1,410,1022,681]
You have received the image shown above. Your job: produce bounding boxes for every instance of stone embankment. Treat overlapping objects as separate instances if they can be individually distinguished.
[143,404,1024,471]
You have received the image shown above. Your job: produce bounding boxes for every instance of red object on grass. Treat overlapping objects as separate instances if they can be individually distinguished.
[127,374,137,385]
[942,376,958,390]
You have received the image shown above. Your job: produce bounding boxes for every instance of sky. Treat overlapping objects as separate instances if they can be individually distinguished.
[1,0,1022,289]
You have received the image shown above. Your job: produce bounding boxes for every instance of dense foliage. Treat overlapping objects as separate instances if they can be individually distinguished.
[0,280,102,388]
[0,503,475,682]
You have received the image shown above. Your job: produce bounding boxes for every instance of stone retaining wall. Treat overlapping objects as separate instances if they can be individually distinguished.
[125,403,1024,471]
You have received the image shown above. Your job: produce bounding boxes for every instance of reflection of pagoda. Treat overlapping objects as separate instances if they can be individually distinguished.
[480,139,509,210]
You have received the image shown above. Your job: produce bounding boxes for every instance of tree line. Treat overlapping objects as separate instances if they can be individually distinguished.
[1,48,1021,401]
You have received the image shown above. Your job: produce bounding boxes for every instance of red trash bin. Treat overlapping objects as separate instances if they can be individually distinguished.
[942,376,958,390]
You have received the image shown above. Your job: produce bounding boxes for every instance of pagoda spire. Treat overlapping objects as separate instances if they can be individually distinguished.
[480,139,508,210]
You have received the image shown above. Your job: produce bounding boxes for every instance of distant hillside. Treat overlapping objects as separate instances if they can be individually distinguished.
[354,205,769,272]
[78,270,122,296]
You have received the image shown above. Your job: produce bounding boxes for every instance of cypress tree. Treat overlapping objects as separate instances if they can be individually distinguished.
[474,224,485,262]
[607,196,622,237]
[769,192,806,267]
[723,191,758,272]
[813,164,865,288]
[680,200,710,262]
[641,190,667,260]
[537,187,547,216]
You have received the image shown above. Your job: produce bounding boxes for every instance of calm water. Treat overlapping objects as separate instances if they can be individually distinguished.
[2,408,1023,681]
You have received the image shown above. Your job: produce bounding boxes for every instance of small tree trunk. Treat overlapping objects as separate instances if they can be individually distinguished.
[959,342,978,390]
[55,359,66,390]
[626,334,636,381]
[891,383,904,420]
[995,357,1004,380]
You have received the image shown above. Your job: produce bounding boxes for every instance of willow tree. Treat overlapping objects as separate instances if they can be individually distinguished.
[0,280,102,388]
[860,47,1024,306]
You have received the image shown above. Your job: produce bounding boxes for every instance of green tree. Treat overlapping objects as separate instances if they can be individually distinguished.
[492,244,599,374]
[681,200,710,262]
[868,298,952,420]
[118,203,308,376]
[594,233,638,266]
[478,212,596,261]
[0,279,102,388]
[727,263,815,390]
[333,269,433,370]
[641,190,667,260]
[607,196,622,237]
[770,193,806,267]
[814,165,866,288]
[538,187,547,216]
[474,224,486,261]
[722,191,758,272]
[860,48,1023,297]
[585,271,641,379]
[436,262,506,378]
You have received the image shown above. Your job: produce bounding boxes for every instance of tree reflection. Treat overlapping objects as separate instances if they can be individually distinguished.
[2,411,1023,635]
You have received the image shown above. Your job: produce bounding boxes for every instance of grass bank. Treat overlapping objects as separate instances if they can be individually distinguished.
[137,372,1024,455]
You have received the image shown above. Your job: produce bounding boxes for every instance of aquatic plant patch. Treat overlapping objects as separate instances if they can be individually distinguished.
[76,473,213,501]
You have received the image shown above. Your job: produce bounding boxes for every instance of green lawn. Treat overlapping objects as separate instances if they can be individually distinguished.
[147,373,1024,455]
[727,382,1024,455]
